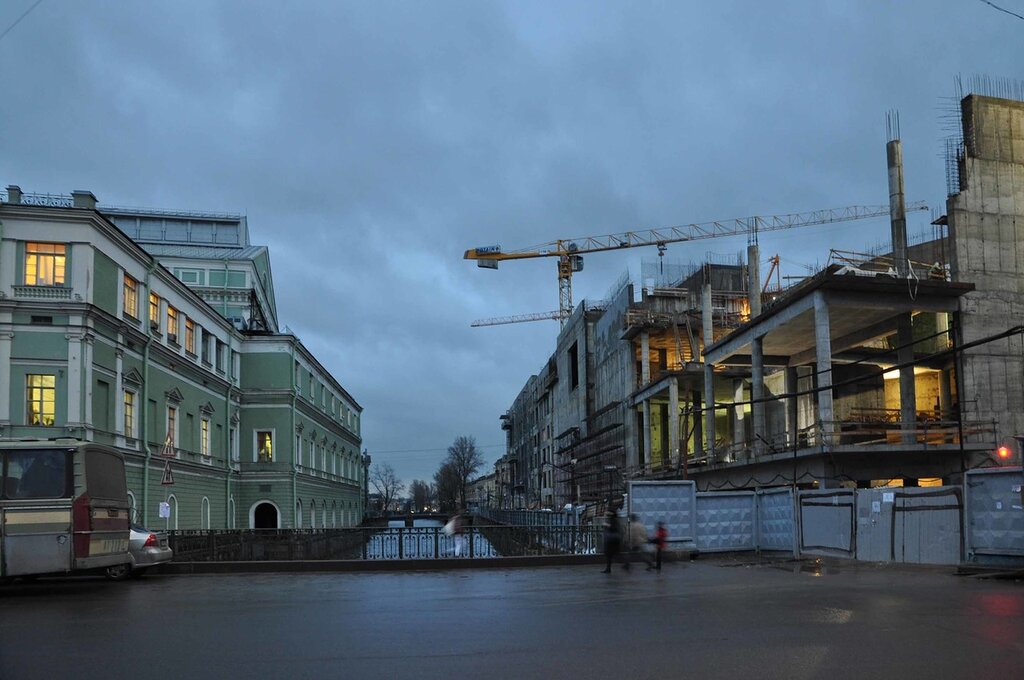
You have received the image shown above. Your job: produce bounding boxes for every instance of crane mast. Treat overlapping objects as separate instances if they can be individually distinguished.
[466,201,929,327]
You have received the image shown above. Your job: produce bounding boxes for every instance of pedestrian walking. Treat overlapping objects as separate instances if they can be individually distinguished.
[652,521,668,571]
[601,511,622,573]
[626,514,654,571]
[445,511,466,557]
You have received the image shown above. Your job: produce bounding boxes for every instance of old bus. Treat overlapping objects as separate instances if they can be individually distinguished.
[1,440,130,579]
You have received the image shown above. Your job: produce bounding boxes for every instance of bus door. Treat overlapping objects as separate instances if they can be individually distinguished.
[1,449,73,577]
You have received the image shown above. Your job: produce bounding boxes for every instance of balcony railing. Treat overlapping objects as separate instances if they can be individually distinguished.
[13,285,72,300]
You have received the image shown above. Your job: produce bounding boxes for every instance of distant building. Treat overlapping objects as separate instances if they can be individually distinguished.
[0,187,364,529]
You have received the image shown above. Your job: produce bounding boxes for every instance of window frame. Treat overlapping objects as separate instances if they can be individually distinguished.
[24,242,67,287]
[123,389,137,442]
[166,405,179,458]
[26,374,56,426]
[123,275,139,320]
[255,429,274,463]
[167,306,180,344]
[200,416,211,460]
[185,318,196,355]
[149,292,161,330]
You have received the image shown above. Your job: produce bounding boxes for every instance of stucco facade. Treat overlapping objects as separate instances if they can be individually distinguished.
[0,188,363,529]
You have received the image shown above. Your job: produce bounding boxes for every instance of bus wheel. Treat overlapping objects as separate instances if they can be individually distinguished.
[105,564,132,581]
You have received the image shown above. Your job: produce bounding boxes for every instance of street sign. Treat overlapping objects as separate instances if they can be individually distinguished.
[161,461,174,486]
[160,434,175,458]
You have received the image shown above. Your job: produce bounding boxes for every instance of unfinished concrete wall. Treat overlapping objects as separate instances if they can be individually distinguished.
[949,94,1024,448]
[592,282,635,463]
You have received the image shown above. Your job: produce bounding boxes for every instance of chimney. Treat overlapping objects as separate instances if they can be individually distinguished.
[5,185,22,204]
[71,190,97,210]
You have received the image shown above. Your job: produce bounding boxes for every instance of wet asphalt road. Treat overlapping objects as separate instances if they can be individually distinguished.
[1,558,1022,680]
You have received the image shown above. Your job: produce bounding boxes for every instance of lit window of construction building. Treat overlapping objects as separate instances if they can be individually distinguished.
[26,374,56,426]
[24,242,66,286]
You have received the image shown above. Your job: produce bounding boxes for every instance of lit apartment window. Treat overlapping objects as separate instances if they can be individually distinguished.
[149,292,160,328]
[123,390,136,440]
[201,417,211,458]
[26,374,56,426]
[25,243,66,286]
[256,431,274,462]
[123,276,139,319]
[185,319,196,354]
[167,307,180,342]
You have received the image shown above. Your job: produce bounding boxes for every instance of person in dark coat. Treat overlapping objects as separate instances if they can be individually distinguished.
[601,511,622,573]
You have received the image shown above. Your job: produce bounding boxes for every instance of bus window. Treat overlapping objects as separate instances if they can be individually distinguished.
[84,450,128,502]
[4,450,69,499]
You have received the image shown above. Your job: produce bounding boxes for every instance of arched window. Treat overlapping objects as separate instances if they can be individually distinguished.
[321,500,327,528]
[127,491,137,525]
[201,497,211,530]
[229,496,236,529]
[332,501,337,528]
[165,494,178,531]
[309,500,316,529]
[295,499,303,528]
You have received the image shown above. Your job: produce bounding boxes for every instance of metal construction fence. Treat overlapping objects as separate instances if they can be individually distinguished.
[167,525,601,562]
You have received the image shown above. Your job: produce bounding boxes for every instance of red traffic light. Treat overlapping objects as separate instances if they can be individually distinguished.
[997,445,1012,460]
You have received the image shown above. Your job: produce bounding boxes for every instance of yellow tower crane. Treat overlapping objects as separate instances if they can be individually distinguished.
[464,202,928,327]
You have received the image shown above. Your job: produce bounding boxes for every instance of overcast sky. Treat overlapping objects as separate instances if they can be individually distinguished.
[1,1,1021,486]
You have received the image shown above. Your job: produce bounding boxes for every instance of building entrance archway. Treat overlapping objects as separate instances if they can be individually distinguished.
[252,501,280,529]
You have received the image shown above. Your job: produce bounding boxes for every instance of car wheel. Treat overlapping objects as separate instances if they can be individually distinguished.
[105,564,133,581]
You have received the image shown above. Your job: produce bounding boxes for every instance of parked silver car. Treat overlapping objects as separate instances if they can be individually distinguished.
[105,526,172,580]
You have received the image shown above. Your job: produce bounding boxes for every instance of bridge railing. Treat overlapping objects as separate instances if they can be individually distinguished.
[167,525,600,562]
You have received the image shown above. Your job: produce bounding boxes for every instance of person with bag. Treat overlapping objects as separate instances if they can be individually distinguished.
[600,511,622,573]
[626,514,654,571]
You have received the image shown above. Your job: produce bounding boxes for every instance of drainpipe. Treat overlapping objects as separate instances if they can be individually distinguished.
[224,363,233,528]
[140,262,156,526]
[290,340,297,529]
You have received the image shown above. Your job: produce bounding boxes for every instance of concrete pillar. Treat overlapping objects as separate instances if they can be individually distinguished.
[897,313,917,444]
[939,368,952,420]
[785,367,799,448]
[747,243,761,318]
[704,366,715,463]
[668,378,680,468]
[702,279,715,462]
[733,379,745,459]
[813,292,834,446]
[751,335,765,455]
[642,400,652,472]
[692,390,703,457]
[887,139,909,279]
[640,331,651,386]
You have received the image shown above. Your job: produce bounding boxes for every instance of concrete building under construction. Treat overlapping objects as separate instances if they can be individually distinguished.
[497,86,1024,509]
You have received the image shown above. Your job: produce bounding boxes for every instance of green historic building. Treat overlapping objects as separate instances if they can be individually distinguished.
[0,186,365,529]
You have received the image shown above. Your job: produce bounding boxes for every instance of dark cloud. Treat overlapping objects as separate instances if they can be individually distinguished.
[2,0,1021,483]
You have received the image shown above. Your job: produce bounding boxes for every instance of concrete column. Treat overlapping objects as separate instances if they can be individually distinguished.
[751,335,765,455]
[732,379,746,458]
[813,292,834,446]
[939,368,952,419]
[640,331,651,386]
[704,366,715,463]
[691,390,703,458]
[897,313,917,444]
[747,243,761,318]
[785,367,799,448]
[0,328,12,428]
[668,377,680,468]
[887,139,909,279]
[642,400,652,471]
[702,279,715,462]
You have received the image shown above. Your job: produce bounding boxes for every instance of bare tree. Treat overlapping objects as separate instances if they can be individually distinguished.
[445,435,484,509]
[409,479,434,512]
[433,462,460,513]
[369,463,405,515]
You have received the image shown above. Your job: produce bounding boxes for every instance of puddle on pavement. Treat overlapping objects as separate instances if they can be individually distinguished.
[715,557,840,576]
